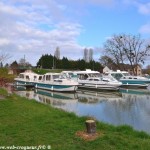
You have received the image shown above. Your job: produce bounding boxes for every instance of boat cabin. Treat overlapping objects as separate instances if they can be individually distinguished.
[104,70,129,80]
[18,72,43,82]
[43,73,61,82]
[74,70,101,80]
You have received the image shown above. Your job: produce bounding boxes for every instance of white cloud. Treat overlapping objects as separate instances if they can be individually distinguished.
[0,0,85,65]
[0,39,10,46]
[137,2,150,15]
[139,23,150,34]
[60,0,115,6]
[0,0,123,65]
[124,0,150,15]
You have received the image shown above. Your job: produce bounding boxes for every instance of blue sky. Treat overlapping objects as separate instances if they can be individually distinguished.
[0,0,150,66]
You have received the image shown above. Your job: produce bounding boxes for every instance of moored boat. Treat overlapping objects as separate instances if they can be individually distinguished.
[62,69,122,91]
[14,70,43,87]
[104,70,150,88]
[34,72,79,92]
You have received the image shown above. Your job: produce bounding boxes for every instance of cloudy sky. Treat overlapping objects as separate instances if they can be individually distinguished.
[0,0,150,65]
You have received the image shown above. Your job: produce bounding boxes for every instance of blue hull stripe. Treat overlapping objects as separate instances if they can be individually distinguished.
[36,83,73,89]
[120,80,150,85]
[15,81,34,85]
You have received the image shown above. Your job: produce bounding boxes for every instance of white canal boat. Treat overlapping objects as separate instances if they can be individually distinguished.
[34,72,79,92]
[62,69,122,91]
[14,71,42,87]
[104,70,150,88]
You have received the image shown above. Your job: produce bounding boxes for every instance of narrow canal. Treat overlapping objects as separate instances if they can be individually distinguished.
[15,87,150,134]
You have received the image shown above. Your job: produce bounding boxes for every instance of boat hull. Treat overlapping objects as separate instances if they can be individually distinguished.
[14,80,34,87]
[34,82,78,92]
[120,79,150,88]
[78,83,119,91]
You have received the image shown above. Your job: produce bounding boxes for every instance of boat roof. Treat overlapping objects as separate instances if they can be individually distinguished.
[73,69,100,74]
[105,70,128,74]
[44,73,60,75]
[20,72,40,76]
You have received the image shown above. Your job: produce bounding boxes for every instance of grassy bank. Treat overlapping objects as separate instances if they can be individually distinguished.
[0,88,150,150]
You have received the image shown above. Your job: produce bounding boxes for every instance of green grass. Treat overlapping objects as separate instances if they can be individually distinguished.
[0,88,8,96]
[32,68,63,74]
[0,88,150,150]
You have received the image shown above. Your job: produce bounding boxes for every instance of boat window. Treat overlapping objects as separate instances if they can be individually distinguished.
[43,75,45,81]
[54,79,62,82]
[94,79,99,81]
[19,74,24,78]
[89,73,101,77]
[89,79,93,81]
[68,73,73,76]
[34,76,37,81]
[103,80,109,82]
[53,75,60,79]
[134,78,137,79]
[129,77,132,79]
[122,73,130,76]
[84,74,88,79]
[26,76,29,80]
[111,73,123,80]
[104,73,109,76]
[72,74,77,78]
[78,74,88,80]
[46,75,51,81]
[39,76,42,80]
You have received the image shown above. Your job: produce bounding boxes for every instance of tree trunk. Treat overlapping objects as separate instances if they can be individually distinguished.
[85,120,96,134]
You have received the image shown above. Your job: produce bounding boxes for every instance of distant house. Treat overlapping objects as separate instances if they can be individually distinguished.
[8,61,32,75]
[127,65,142,76]
[8,61,19,75]
[103,66,111,73]
[103,64,142,76]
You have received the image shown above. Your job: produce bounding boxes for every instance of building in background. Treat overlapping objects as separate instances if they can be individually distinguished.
[54,47,60,59]
[83,48,93,62]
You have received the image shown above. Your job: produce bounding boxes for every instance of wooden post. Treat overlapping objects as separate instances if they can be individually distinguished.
[85,120,96,134]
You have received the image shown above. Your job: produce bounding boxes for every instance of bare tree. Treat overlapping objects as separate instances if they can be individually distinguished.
[103,34,150,75]
[99,55,115,67]
[19,58,31,67]
[147,65,150,70]
[0,52,11,63]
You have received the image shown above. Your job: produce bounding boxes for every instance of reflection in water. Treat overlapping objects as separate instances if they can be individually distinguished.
[15,87,150,134]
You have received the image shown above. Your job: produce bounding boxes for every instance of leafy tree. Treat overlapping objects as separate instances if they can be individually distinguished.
[0,62,3,68]
[37,54,53,69]
[76,59,84,70]
[36,54,102,71]
[62,57,70,69]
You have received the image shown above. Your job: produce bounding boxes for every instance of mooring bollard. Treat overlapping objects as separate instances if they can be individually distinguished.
[85,119,96,134]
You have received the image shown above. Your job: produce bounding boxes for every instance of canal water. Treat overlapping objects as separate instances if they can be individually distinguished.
[15,87,150,134]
